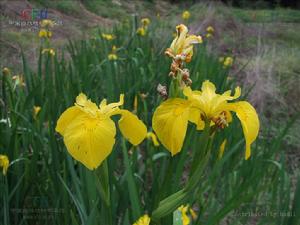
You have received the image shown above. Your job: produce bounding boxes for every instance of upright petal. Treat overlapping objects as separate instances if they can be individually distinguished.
[59,111,116,170]
[201,80,217,101]
[75,93,98,117]
[118,110,147,146]
[170,24,188,54]
[152,98,190,155]
[227,101,259,160]
[183,35,203,48]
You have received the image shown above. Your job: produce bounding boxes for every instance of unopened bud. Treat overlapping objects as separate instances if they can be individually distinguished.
[170,61,178,73]
[157,84,168,99]
[182,69,190,80]
[2,67,10,76]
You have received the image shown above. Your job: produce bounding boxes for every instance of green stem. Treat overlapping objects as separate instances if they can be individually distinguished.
[151,122,213,221]
[190,120,211,174]
[94,160,112,225]
[151,188,189,222]
[2,175,9,225]
[121,138,142,220]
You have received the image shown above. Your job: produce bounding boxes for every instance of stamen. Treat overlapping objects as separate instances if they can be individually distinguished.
[212,111,228,129]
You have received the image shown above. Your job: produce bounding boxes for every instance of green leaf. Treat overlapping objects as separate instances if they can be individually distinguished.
[173,209,183,225]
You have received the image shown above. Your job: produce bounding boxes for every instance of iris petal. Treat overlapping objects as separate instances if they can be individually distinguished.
[227,101,260,159]
[60,111,116,170]
[118,109,147,146]
[55,106,82,135]
[152,98,190,155]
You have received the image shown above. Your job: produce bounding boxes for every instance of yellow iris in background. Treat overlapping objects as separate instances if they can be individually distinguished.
[206,26,214,33]
[137,18,151,36]
[42,48,55,56]
[223,56,233,67]
[133,214,150,225]
[33,106,41,119]
[137,27,146,36]
[182,10,191,20]
[205,26,214,38]
[0,154,9,175]
[56,93,147,170]
[141,18,151,27]
[102,33,116,41]
[108,45,118,60]
[2,67,10,76]
[39,29,52,38]
[165,24,202,63]
[178,205,190,225]
[152,80,259,159]
[40,19,54,28]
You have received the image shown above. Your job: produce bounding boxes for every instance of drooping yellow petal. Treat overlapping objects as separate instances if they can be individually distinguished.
[152,98,190,155]
[118,110,147,146]
[227,101,259,160]
[60,111,116,170]
[55,106,82,135]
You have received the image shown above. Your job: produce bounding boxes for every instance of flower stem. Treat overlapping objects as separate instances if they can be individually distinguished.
[121,138,142,220]
[94,160,112,224]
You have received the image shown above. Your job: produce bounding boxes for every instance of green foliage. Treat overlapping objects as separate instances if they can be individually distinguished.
[0,17,298,225]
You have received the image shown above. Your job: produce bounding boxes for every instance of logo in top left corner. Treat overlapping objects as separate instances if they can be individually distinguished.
[20,8,48,21]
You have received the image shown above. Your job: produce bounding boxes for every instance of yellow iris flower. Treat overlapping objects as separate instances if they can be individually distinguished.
[133,214,150,225]
[178,205,190,225]
[223,56,233,67]
[152,80,259,159]
[165,24,202,63]
[0,154,9,175]
[102,33,116,41]
[39,29,52,38]
[2,67,10,76]
[40,19,54,28]
[33,106,41,119]
[108,54,118,60]
[206,26,214,33]
[56,93,147,170]
[141,18,151,27]
[108,45,118,60]
[42,48,55,56]
[137,27,146,36]
[182,11,191,20]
